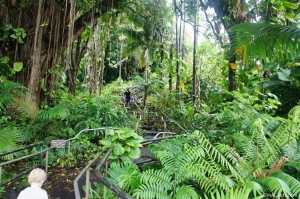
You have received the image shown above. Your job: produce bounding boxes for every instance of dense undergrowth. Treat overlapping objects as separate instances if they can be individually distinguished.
[1,77,300,198]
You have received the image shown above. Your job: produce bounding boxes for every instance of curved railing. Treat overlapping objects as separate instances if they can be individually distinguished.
[0,127,119,186]
[74,132,180,199]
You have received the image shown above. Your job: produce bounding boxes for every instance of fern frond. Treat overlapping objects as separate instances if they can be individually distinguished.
[150,138,203,185]
[243,107,300,180]
[216,144,249,178]
[0,126,22,159]
[139,169,173,192]
[38,105,70,121]
[270,172,300,197]
[191,131,243,183]
[108,162,141,193]
[173,185,199,199]
[255,176,293,198]
[133,184,172,199]
[285,161,300,171]
[207,187,263,199]
[244,181,264,197]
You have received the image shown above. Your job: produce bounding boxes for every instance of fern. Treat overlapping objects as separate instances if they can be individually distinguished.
[206,187,264,199]
[0,126,22,158]
[239,106,300,181]
[133,183,172,199]
[14,97,39,120]
[108,107,300,198]
[191,131,244,183]
[255,176,293,198]
[108,162,141,194]
[269,172,300,198]
[133,169,172,199]
[139,169,173,192]
[173,185,199,199]
[38,105,70,121]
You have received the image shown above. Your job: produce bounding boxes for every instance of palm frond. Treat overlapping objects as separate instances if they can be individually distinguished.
[0,126,22,158]
[14,97,39,120]
[230,22,300,65]
[0,77,27,111]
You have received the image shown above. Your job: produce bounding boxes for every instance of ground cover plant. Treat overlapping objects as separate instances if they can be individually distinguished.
[106,105,300,199]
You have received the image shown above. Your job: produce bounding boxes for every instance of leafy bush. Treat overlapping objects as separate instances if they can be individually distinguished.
[100,128,143,163]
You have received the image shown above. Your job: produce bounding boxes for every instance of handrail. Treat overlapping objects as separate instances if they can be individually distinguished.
[73,151,104,199]
[158,110,189,134]
[0,127,119,186]
[141,135,180,146]
[74,130,185,199]
[0,141,43,157]
[94,148,133,199]
[0,127,118,168]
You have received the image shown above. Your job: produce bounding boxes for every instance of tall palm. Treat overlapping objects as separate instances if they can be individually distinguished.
[121,0,171,108]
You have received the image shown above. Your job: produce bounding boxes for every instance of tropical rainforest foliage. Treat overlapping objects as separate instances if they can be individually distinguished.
[0,0,300,198]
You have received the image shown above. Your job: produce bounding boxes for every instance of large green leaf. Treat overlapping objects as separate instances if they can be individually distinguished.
[277,68,294,81]
[114,143,125,155]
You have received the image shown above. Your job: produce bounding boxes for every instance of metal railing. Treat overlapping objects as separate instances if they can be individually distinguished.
[0,127,118,186]
[74,131,182,199]
[73,151,104,199]
[0,141,43,186]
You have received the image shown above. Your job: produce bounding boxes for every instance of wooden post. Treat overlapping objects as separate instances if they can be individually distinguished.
[68,141,71,162]
[0,166,2,183]
[45,151,49,173]
[85,168,90,199]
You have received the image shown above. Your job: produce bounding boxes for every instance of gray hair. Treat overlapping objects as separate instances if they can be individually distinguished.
[28,168,47,184]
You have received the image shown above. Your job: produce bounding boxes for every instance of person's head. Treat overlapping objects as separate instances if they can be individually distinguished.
[28,168,47,187]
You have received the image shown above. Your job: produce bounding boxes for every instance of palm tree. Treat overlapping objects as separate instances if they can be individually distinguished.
[121,0,172,108]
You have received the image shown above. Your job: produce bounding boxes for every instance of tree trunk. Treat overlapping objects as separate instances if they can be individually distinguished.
[143,48,149,108]
[1,0,121,105]
[28,0,43,105]
[169,44,173,91]
[203,0,246,92]
[175,14,181,94]
[192,7,198,104]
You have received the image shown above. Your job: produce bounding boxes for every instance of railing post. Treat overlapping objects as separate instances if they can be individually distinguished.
[39,146,43,166]
[85,168,90,199]
[0,166,2,183]
[68,141,71,162]
[45,151,49,173]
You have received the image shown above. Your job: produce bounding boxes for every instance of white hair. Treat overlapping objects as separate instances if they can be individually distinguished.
[28,168,47,184]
